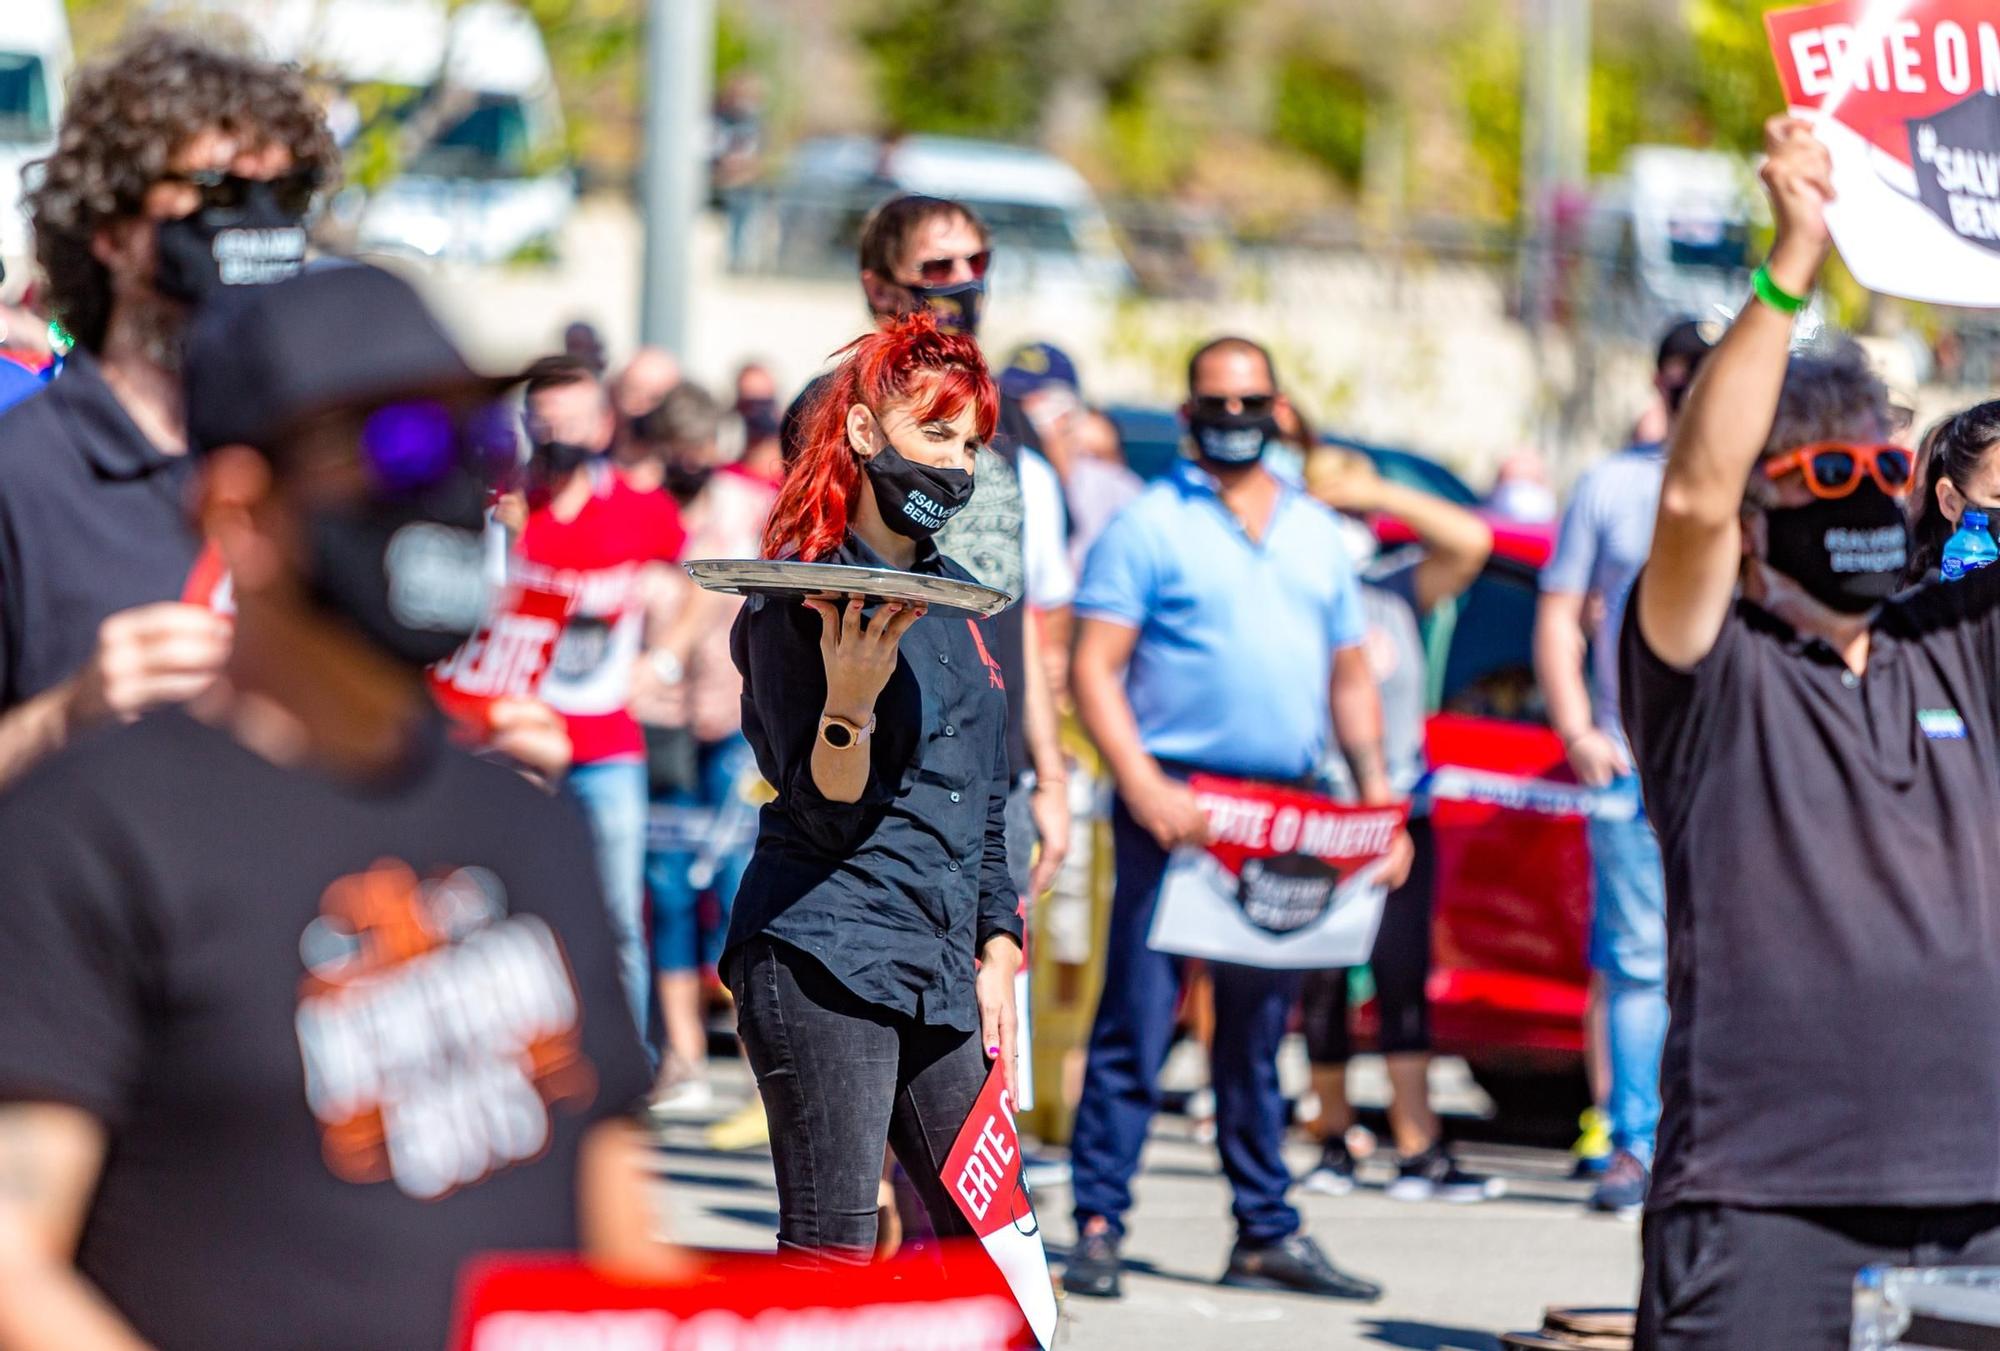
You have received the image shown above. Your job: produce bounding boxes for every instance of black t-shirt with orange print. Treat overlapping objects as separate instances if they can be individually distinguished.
[0,708,650,1351]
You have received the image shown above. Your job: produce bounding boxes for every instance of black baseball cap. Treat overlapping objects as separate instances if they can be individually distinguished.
[1656,316,1721,374]
[185,262,516,458]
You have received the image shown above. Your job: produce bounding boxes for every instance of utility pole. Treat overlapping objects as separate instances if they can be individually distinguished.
[639,0,715,355]
[1519,0,1590,464]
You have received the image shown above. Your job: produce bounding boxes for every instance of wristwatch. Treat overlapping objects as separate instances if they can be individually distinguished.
[648,650,685,685]
[819,713,877,750]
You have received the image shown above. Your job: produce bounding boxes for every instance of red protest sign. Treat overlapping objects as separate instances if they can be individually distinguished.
[428,582,574,737]
[1148,775,1408,968]
[942,1061,1058,1350]
[452,1247,1033,1351]
[1767,0,2000,303]
[181,540,235,616]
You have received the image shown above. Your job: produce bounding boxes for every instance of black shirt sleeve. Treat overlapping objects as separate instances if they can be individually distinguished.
[977,712,1022,953]
[1619,572,1744,836]
[734,595,894,856]
[0,790,145,1123]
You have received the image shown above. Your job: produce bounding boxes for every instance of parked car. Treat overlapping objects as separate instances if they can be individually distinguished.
[1103,407,1591,1121]
[0,0,70,271]
[745,134,1133,300]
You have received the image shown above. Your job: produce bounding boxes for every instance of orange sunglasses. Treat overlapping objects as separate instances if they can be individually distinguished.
[1762,442,1915,499]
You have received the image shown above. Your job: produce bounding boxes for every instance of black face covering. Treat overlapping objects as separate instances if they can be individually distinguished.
[307,469,493,668]
[663,459,714,502]
[1187,404,1281,467]
[532,439,599,482]
[860,440,974,540]
[1762,485,1910,614]
[905,278,986,335]
[154,181,309,305]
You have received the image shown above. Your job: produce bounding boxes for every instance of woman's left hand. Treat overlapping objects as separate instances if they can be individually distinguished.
[976,935,1024,1101]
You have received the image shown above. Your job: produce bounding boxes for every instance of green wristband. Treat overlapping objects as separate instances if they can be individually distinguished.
[1751,263,1808,316]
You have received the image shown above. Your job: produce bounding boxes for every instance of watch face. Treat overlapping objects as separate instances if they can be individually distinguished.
[821,720,854,749]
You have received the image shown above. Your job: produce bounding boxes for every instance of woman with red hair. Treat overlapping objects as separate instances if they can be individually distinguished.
[722,313,1022,1265]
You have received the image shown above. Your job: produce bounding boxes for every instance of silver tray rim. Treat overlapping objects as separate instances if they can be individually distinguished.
[683,558,1015,619]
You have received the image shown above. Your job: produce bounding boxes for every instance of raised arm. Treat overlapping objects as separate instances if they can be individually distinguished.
[0,1103,151,1351]
[1307,451,1494,615]
[1637,117,1833,670]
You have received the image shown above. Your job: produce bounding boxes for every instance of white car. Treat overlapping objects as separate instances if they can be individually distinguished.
[0,0,70,274]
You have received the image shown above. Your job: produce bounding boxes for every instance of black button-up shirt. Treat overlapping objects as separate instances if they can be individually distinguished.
[725,531,1019,1030]
[0,348,200,708]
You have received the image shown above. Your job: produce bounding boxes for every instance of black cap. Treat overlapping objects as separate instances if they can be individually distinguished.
[185,262,512,457]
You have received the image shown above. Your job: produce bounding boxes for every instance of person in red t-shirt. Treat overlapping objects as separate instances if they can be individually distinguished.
[517,357,686,1040]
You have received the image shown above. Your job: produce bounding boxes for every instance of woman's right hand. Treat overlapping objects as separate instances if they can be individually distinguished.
[801,593,927,723]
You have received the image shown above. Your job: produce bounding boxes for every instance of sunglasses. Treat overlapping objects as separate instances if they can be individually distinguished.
[360,400,520,497]
[913,249,991,285]
[1191,393,1278,419]
[160,168,322,216]
[1762,442,1914,500]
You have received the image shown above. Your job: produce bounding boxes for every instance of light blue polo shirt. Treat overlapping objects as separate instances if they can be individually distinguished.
[1076,461,1367,780]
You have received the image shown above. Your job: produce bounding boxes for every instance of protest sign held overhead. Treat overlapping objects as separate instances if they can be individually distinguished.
[1147,775,1409,969]
[1767,0,2000,304]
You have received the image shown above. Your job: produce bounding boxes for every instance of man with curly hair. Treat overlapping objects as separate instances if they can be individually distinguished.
[0,27,339,786]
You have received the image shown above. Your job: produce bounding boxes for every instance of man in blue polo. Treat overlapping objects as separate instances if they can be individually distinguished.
[1064,335,1410,1302]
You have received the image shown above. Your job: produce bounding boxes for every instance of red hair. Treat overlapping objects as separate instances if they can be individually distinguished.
[763,311,999,562]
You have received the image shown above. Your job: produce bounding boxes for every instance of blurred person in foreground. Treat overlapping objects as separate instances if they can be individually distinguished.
[785,192,1069,910]
[0,28,338,787]
[1627,119,2000,1347]
[1297,447,1497,1203]
[1063,336,1411,1302]
[0,265,666,1351]
[1533,316,1715,1216]
[629,382,777,1114]
[517,357,687,1036]
[725,313,1021,1267]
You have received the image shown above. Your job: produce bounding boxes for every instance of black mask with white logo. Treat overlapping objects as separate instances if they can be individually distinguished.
[154,181,309,305]
[1762,485,1910,614]
[663,459,714,503]
[308,469,492,668]
[906,277,986,335]
[1188,404,1280,467]
[860,440,974,540]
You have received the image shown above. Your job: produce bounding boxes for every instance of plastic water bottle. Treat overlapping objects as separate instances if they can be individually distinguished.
[1942,509,2000,582]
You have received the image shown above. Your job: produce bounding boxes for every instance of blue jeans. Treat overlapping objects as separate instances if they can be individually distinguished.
[1588,774,1668,1169]
[647,734,756,975]
[567,759,651,1040]
[1070,798,1303,1245]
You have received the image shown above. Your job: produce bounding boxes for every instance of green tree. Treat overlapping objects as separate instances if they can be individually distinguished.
[856,0,1061,139]
[1271,52,1373,190]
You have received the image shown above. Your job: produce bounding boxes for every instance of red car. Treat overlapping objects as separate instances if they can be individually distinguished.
[1366,516,1592,1119]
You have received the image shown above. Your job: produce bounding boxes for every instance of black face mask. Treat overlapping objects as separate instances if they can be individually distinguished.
[1762,485,1910,614]
[532,439,600,481]
[1187,404,1281,467]
[663,459,714,502]
[905,277,986,335]
[154,180,309,305]
[860,440,974,540]
[308,469,493,668]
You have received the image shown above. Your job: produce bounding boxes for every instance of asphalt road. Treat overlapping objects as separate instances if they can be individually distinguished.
[647,1056,1640,1351]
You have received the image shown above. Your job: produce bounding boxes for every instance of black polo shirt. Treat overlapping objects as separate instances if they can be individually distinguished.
[0,348,200,708]
[725,531,1020,1031]
[1623,569,2000,1211]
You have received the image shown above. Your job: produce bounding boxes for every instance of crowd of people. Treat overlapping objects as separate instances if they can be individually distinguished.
[5,19,2000,1351]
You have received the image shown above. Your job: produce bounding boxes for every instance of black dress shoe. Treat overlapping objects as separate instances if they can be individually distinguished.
[1221,1233,1382,1302]
[1063,1228,1123,1299]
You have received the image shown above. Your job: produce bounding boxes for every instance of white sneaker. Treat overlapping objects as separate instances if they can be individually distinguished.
[649,1077,715,1118]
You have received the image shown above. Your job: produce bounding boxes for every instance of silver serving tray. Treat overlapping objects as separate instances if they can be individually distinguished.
[683,558,1015,619]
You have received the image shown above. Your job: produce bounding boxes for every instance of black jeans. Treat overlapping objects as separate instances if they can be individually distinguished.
[1302,817,1436,1064]
[729,938,989,1266]
[1640,1202,2000,1349]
